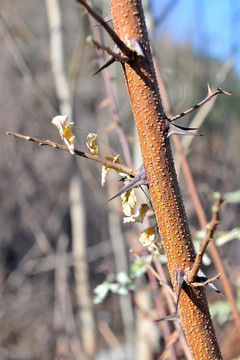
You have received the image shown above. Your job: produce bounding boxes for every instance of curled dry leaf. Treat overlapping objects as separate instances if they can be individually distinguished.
[86,133,98,155]
[123,203,149,224]
[139,226,164,255]
[121,183,137,217]
[52,115,75,154]
[101,155,120,186]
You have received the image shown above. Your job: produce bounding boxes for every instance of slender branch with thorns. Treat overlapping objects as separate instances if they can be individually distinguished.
[7,132,137,177]
[169,86,231,122]
[187,196,224,283]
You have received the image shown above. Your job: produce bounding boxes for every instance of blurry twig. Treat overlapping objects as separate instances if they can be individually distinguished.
[7,132,137,177]
[131,250,175,299]
[98,322,124,354]
[0,13,56,117]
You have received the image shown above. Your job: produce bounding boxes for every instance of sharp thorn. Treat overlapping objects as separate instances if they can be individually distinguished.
[92,57,116,76]
[131,38,145,57]
[197,269,225,298]
[166,120,202,137]
[175,268,186,312]
[155,312,180,323]
[109,164,149,201]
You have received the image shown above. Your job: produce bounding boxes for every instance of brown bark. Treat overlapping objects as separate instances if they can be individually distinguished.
[110,1,222,358]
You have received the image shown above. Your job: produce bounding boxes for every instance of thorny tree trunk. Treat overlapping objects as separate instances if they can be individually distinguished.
[110,0,222,359]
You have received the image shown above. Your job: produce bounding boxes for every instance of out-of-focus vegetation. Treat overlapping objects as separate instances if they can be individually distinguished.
[1,1,240,359]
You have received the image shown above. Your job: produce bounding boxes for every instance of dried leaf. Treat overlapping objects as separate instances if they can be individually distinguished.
[52,115,75,154]
[86,133,98,155]
[139,226,155,247]
[101,155,120,186]
[121,183,137,217]
[139,227,163,255]
[123,203,149,224]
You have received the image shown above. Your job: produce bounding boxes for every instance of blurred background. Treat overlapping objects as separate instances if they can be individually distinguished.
[1,0,240,359]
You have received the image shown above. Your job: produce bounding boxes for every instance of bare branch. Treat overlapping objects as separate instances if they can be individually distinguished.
[169,87,231,122]
[187,197,224,283]
[7,132,137,177]
[77,0,133,57]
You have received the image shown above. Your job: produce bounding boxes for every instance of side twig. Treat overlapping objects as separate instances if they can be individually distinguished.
[169,86,231,122]
[187,197,224,283]
[191,273,222,288]
[7,132,137,177]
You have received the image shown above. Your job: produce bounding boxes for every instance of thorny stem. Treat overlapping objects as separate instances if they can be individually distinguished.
[109,0,222,357]
[187,197,224,283]
[7,132,137,177]
[169,87,231,122]
[77,0,133,57]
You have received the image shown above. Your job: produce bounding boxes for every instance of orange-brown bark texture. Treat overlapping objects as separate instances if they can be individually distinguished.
[110,1,222,358]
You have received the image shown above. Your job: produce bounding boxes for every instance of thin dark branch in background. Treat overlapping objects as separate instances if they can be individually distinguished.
[0,13,56,117]
[152,0,180,28]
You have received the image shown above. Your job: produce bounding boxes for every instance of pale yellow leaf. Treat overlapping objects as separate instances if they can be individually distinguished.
[86,133,98,155]
[52,115,75,154]
[121,188,136,216]
[52,115,69,138]
[123,203,149,224]
[139,227,164,255]
[101,155,120,187]
[139,226,155,247]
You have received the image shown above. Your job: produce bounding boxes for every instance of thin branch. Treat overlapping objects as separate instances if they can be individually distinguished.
[187,197,224,283]
[131,250,176,299]
[169,87,231,122]
[90,39,130,62]
[77,0,133,57]
[7,132,137,177]
[191,273,222,288]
